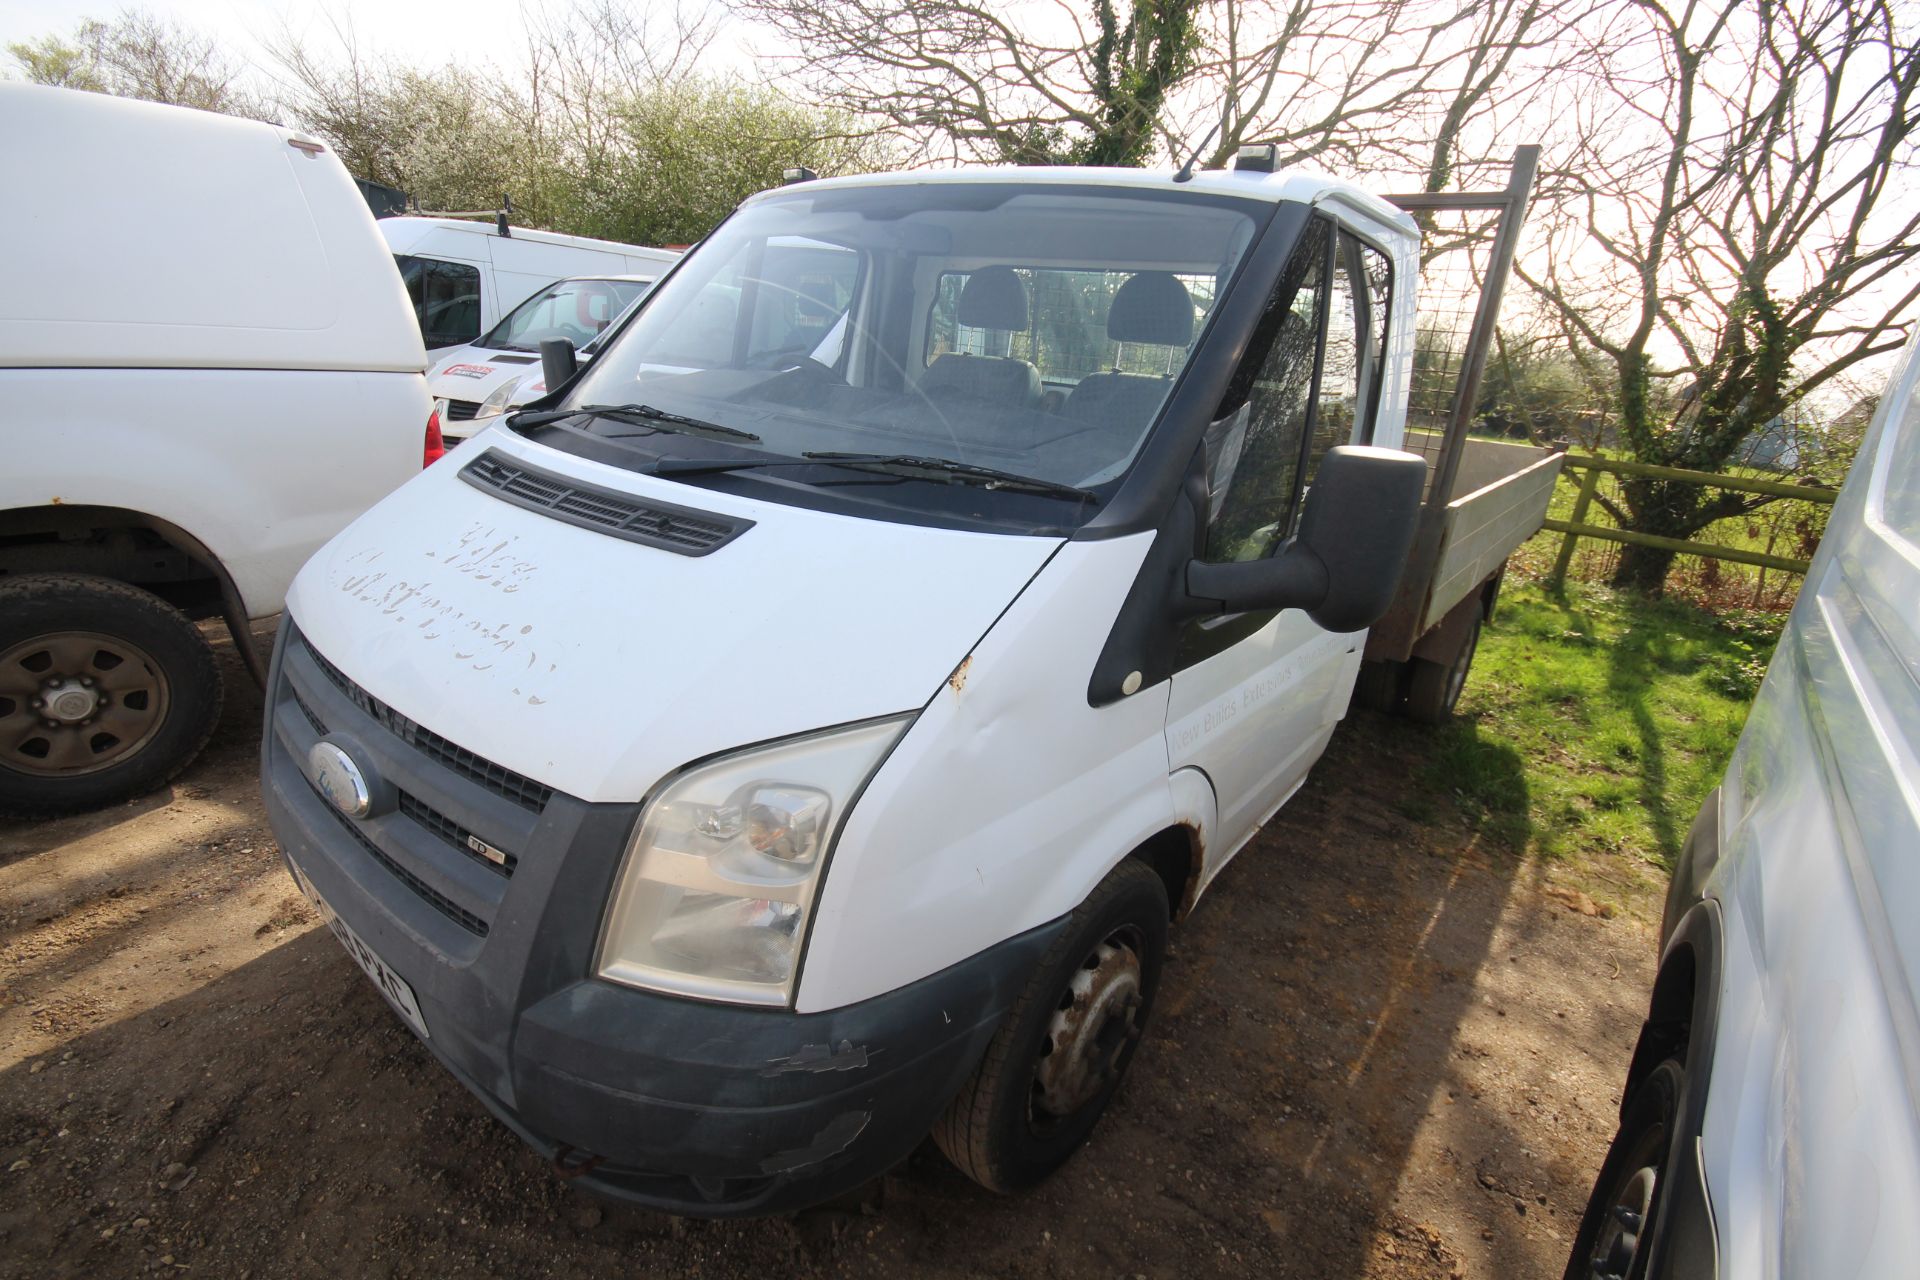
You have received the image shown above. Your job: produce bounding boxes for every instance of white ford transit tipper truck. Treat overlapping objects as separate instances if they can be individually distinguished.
[0,84,437,817]
[262,149,1559,1214]
[1564,329,1920,1279]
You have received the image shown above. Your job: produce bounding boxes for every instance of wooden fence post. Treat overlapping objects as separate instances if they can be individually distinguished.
[1548,460,1601,589]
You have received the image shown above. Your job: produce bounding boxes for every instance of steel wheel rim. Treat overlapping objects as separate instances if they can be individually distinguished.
[1029,925,1145,1132]
[0,631,171,777]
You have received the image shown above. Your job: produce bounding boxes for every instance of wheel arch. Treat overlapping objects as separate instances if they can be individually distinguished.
[1126,823,1205,922]
[0,504,263,686]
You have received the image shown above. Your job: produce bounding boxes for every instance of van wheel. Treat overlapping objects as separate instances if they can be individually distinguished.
[932,859,1167,1193]
[0,575,223,818]
[1352,658,1407,713]
[1564,1059,1682,1280]
[1406,615,1480,724]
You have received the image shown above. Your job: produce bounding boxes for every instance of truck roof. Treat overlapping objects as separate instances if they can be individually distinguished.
[744,164,1420,241]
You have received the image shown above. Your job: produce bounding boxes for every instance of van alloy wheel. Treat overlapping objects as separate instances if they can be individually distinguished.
[0,631,170,776]
[1564,1058,1681,1280]
[1588,1166,1657,1279]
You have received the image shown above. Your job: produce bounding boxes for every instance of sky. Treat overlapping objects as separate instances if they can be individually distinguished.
[0,0,764,82]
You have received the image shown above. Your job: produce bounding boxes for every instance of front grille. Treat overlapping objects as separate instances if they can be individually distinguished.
[302,638,553,813]
[323,803,490,937]
[399,792,517,876]
[444,398,481,422]
[459,450,751,556]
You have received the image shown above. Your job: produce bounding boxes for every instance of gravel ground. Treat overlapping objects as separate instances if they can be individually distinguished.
[0,624,1655,1279]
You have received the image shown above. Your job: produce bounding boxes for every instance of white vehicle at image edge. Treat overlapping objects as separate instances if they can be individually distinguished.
[379,215,678,352]
[426,274,662,439]
[0,84,439,818]
[261,152,1561,1216]
[1565,329,1920,1279]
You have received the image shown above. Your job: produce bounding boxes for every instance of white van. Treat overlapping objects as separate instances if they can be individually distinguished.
[0,84,436,816]
[261,158,1559,1215]
[380,216,678,351]
[1565,330,1920,1278]
[426,275,660,438]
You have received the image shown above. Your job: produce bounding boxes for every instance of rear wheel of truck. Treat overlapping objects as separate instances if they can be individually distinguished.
[1405,615,1480,724]
[1352,658,1408,713]
[1563,1058,1682,1280]
[932,858,1168,1193]
[0,574,223,818]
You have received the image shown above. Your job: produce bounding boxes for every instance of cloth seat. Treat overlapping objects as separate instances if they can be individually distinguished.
[920,266,1042,409]
[1061,271,1196,429]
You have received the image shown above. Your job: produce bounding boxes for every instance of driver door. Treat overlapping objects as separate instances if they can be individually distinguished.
[1165,215,1389,872]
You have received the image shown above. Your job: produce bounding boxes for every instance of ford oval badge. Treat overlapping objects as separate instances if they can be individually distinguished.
[308,741,372,818]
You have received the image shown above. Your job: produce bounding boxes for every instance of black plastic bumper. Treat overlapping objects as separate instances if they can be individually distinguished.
[260,619,1062,1215]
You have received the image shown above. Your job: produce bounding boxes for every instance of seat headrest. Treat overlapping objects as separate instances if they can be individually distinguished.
[958,266,1029,330]
[1108,271,1194,346]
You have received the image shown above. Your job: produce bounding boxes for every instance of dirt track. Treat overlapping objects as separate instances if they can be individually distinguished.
[0,625,1655,1278]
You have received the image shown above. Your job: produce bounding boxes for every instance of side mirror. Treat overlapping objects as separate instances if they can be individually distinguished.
[539,338,579,392]
[1186,445,1427,631]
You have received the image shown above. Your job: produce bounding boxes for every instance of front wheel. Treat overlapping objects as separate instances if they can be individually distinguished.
[1564,1059,1683,1280]
[933,859,1168,1192]
[0,574,223,818]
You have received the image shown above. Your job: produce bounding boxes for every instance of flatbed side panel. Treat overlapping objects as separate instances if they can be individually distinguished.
[1420,449,1564,634]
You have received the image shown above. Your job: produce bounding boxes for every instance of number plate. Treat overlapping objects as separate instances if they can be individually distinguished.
[293,868,430,1040]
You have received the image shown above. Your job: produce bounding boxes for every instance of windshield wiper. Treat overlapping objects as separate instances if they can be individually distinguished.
[655,451,1096,502]
[507,402,761,442]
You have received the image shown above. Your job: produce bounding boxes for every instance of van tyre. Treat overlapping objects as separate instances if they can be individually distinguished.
[1564,1058,1683,1280]
[933,858,1168,1193]
[0,575,223,818]
[1353,658,1407,713]
[1406,615,1480,724]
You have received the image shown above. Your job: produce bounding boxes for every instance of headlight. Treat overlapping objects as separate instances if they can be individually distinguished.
[475,375,525,420]
[596,715,911,1005]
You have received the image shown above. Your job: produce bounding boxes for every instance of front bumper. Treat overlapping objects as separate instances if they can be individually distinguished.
[260,620,1059,1215]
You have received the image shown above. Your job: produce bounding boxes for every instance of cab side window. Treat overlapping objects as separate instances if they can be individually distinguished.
[1202,217,1330,563]
[1313,233,1392,468]
[395,255,481,349]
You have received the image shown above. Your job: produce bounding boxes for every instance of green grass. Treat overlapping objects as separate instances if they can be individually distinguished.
[1417,574,1778,875]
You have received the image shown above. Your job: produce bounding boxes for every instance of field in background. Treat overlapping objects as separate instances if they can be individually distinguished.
[1407,539,1783,914]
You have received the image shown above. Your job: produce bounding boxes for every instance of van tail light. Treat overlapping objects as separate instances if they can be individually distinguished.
[423,409,446,467]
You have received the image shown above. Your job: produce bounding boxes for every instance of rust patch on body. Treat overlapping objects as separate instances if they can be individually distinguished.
[947,655,973,694]
[1177,821,1206,918]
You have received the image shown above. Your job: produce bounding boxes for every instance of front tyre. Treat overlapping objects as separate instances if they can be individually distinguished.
[0,574,223,818]
[1564,1058,1683,1280]
[933,858,1168,1192]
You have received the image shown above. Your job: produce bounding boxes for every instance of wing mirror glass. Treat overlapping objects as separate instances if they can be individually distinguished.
[1186,445,1427,631]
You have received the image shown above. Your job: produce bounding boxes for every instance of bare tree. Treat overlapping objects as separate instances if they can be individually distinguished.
[1520,0,1920,592]
[731,0,1590,174]
[8,9,262,116]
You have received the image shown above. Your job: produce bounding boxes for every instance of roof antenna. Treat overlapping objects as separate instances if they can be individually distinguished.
[1173,119,1225,184]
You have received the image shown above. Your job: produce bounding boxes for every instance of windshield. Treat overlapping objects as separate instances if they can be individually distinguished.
[563,183,1263,511]
[482,277,652,352]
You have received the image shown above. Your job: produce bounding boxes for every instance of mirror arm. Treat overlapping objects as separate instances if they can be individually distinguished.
[1184,545,1328,615]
